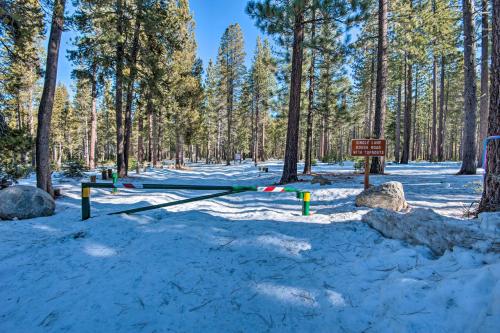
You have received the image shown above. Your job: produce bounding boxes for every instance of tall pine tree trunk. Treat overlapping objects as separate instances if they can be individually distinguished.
[254,93,260,165]
[370,0,388,174]
[303,9,316,175]
[137,107,143,173]
[477,0,489,168]
[438,56,446,161]
[147,95,153,163]
[28,82,36,167]
[430,0,438,162]
[175,129,184,168]
[280,9,304,184]
[260,120,265,161]
[36,0,65,195]
[216,113,221,163]
[89,64,98,170]
[115,0,126,177]
[156,109,162,164]
[226,83,233,166]
[367,54,375,137]
[459,0,478,174]
[412,66,418,161]
[431,57,438,161]
[124,6,141,175]
[478,0,500,211]
[401,58,412,164]
[395,83,401,162]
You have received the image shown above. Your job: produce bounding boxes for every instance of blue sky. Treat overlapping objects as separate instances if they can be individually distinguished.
[58,0,266,96]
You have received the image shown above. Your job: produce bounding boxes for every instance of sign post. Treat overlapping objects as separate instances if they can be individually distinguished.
[351,139,386,190]
[364,156,370,189]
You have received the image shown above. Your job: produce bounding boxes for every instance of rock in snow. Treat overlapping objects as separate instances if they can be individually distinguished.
[311,174,332,186]
[0,185,55,220]
[362,208,499,255]
[355,181,408,211]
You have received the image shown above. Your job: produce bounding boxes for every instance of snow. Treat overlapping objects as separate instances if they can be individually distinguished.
[1,161,499,332]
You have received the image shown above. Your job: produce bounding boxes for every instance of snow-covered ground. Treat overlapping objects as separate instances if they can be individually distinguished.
[1,161,498,332]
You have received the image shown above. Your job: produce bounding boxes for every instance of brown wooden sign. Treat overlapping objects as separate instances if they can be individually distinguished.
[351,139,386,157]
[351,139,387,190]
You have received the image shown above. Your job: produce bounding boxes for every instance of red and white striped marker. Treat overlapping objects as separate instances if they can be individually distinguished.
[113,183,142,189]
[257,186,286,192]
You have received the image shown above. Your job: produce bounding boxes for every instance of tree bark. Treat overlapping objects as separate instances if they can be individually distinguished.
[370,0,388,174]
[477,0,489,168]
[412,66,418,161]
[478,0,500,212]
[216,112,221,163]
[36,0,65,195]
[28,81,36,167]
[137,106,143,172]
[147,95,153,163]
[430,0,438,162]
[303,9,316,175]
[260,119,265,161]
[254,91,260,165]
[367,53,375,137]
[438,56,446,161]
[459,0,478,174]
[175,129,184,168]
[89,63,98,170]
[226,82,233,166]
[124,4,142,175]
[280,9,304,184]
[395,83,401,162]
[431,57,438,161]
[401,58,412,164]
[115,0,126,177]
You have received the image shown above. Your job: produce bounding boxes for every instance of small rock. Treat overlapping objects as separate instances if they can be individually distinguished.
[311,175,332,186]
[355,181,408,211]
[0,185,55,220]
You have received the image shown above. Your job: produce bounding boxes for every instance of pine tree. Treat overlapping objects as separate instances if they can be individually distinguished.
[170,0,203,168]
[248,0,365,183]
[478,0,500,212]
[458,0,477,174]
[202,59,220,163]
[303,8,317,175]
[370,0,388,174]
[36,0,66,195]
[69,0,110,170]
[250,37,276,165]
[477,0,489,168]
[0,0,44,166]
[216,24,245,166]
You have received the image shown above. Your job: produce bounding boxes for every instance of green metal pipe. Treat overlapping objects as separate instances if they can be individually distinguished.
[81,182,309,219]
[142,184,238,191]
[108,190,242,216]
[82,183,254,191]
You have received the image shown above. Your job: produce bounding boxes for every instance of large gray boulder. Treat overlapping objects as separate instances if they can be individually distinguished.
[362,208,499,255]
[0,185,55,220]
[355,181,408,211]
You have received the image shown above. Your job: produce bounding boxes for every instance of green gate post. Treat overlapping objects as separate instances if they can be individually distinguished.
[82,184,91,220]
[302,191,311,216]
[112,172,118,194]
